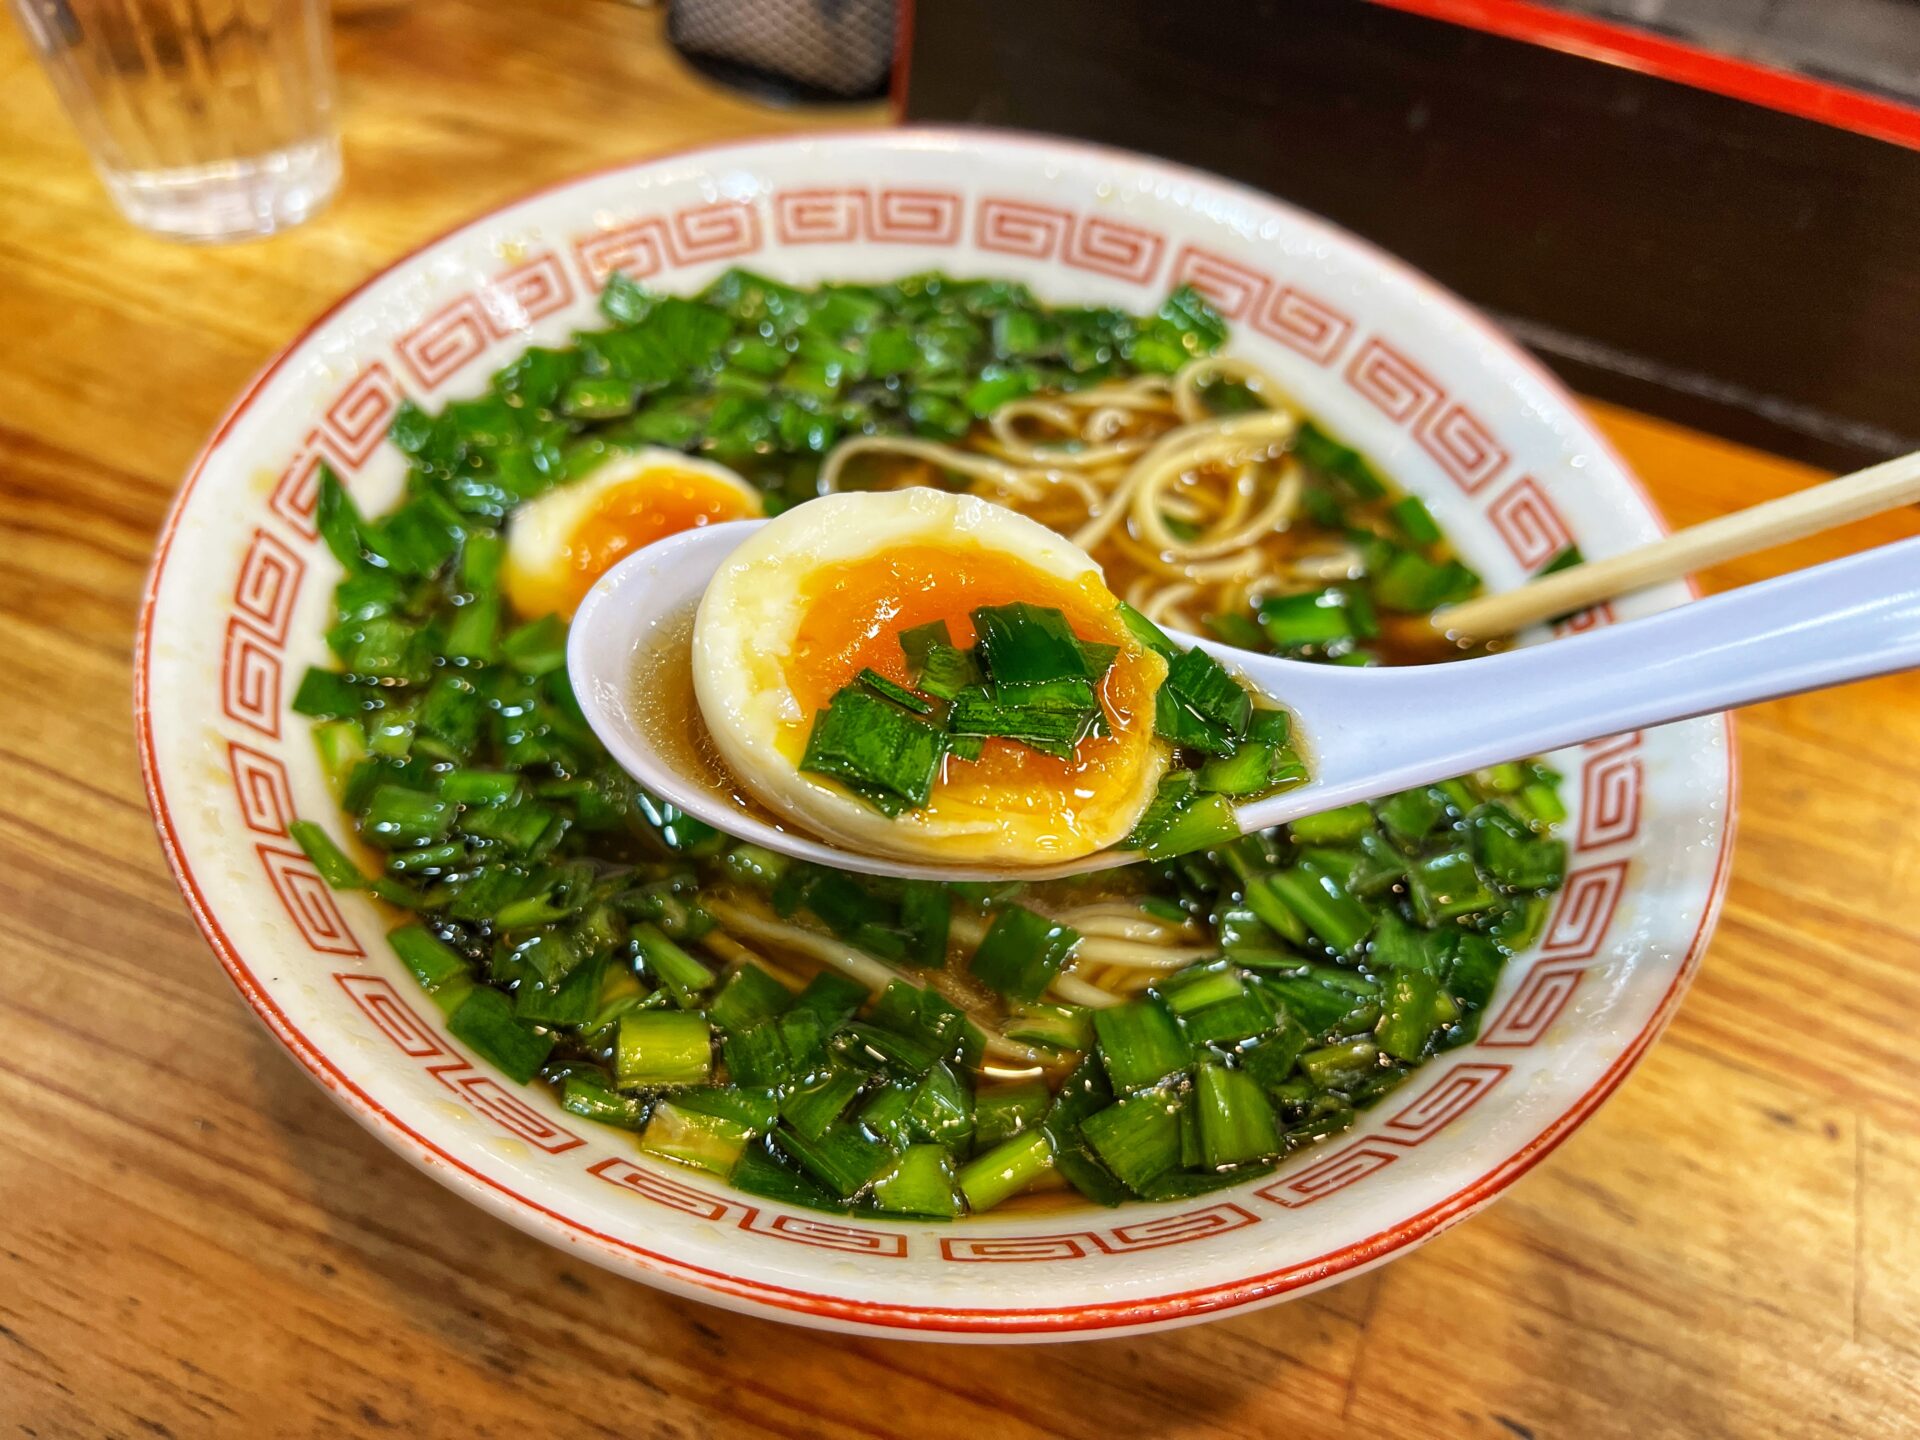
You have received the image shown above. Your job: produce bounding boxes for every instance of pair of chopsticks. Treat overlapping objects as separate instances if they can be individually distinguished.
[1435,451,1920,640]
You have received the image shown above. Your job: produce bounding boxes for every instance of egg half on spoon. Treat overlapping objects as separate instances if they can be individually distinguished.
[691,489,1172,865]
[505,447,762,619]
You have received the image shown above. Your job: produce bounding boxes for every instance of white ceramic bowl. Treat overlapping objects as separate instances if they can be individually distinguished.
[137,129,1735,1341]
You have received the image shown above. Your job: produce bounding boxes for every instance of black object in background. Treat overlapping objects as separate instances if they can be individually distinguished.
[899,0,1920,469]
[671,0,894,103]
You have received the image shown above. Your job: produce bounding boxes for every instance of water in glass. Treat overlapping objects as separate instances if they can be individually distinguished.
[9,0,340,241]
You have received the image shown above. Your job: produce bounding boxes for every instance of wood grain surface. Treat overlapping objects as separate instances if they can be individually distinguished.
[3,4,1919,1436]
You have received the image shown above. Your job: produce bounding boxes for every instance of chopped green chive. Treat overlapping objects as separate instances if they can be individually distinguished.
[616,1011,713,1089]
[968,904,1080,1000]
[870,1144,964,1217]
[1093,1000,1190,1093]
[974,1080,1051,1148]
[1471,803,1568,889]
[1266,861,1375,957]
[799,687,946,815]
[291,819,372,891]
[971,602,1096,687]
[1259,590,1354,651]
[773,1122,891,1198]
[856,668,934,714]
[1388,494,1443,545]
[1194,1063,1279,1167]
[1288,802,1373,844]
[448,988,553,1084]
[640,1101,751,1176]
[1408,849,1498,924]
[1081,1088,1184,1191]
[388,923,467,992]
[708,963,794,1033]
[956,1129,1054,1212]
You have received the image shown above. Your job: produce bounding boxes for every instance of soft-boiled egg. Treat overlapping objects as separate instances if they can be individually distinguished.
[691,489,1171,865]
[505,448,762,619]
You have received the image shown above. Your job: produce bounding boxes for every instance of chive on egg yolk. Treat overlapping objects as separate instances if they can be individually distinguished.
[504,448,762,620]
[691,489,1172,865]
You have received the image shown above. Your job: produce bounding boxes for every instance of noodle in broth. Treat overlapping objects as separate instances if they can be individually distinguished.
[821,357,1479,664]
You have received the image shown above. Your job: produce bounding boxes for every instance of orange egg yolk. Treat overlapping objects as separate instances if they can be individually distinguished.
[782,543,1166,842]
[514,470,758,619]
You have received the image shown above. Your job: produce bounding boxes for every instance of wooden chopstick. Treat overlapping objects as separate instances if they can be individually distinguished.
[1434,450,1920,640]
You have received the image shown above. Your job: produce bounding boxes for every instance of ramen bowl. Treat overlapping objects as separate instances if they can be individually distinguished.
[137,129,1734,1341]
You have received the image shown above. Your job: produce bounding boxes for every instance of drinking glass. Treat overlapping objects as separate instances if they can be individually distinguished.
[8,0,340,241]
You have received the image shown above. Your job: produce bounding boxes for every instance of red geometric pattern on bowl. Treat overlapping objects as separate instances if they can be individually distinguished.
[741,1210,909,1255]
[429,1066,587,1155]
[1416,401,1510,496]
[576,203,764,287]
[233,527,303,645]
[941,1233,1099,1263]
[481,253,576,335]
[227,742,295,838]
[1479,861,1632,1047]
[1578,733,1644,850]
[1346,337,1445,426]
[672,203,765,263]
[1378,1062,1513,1141]
[322,361,404,470]
[397,294,498,391]
[269,432,350,541]
[974,197,1164,285]
[1537,860,1631,962]
[221,616,283,739]
[773,189,866,245]
[1489,475,1576,570]
[1258,1141,1405,1209]
[976,198,1073,259]
[590,1157,910,1256]
[153,162,1724,1316]
[1255,1061,1512,1207]
[389,257,568,395]
[335,973,447,1058]
[1170,245,1269,320]
[255,844,362,957]
[396,254,571,393]
[940,1204,1259,1263]
[576,219,675,287]
[335,975,587,1153]
[1254,288,1355,368]
[870,190,965,245]
[1166,247,1356,368]
[1063,216,1165,285]
[1480,964,1588,1050]
[772,187,963,247]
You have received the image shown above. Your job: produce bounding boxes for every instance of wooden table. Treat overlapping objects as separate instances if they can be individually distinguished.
[4,4,1918,1435]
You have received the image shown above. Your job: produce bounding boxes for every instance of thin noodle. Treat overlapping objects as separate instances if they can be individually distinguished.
[1051,970,1122,1009]
[1170,354,1295,423]
[1072,409,1298,553]
[697,930,807,989]
[817,360,1317,643]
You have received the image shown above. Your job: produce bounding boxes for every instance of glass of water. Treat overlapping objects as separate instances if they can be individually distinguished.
[9,0,340,242]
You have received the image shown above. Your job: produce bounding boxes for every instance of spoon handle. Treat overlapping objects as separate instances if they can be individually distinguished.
[1237,535,1920,825]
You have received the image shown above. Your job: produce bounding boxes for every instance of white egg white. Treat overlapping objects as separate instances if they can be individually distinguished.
[691,488,1169,865]
[504,447,760,618]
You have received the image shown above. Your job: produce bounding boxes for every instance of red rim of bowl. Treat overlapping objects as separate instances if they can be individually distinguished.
[134,126,1739,1336]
